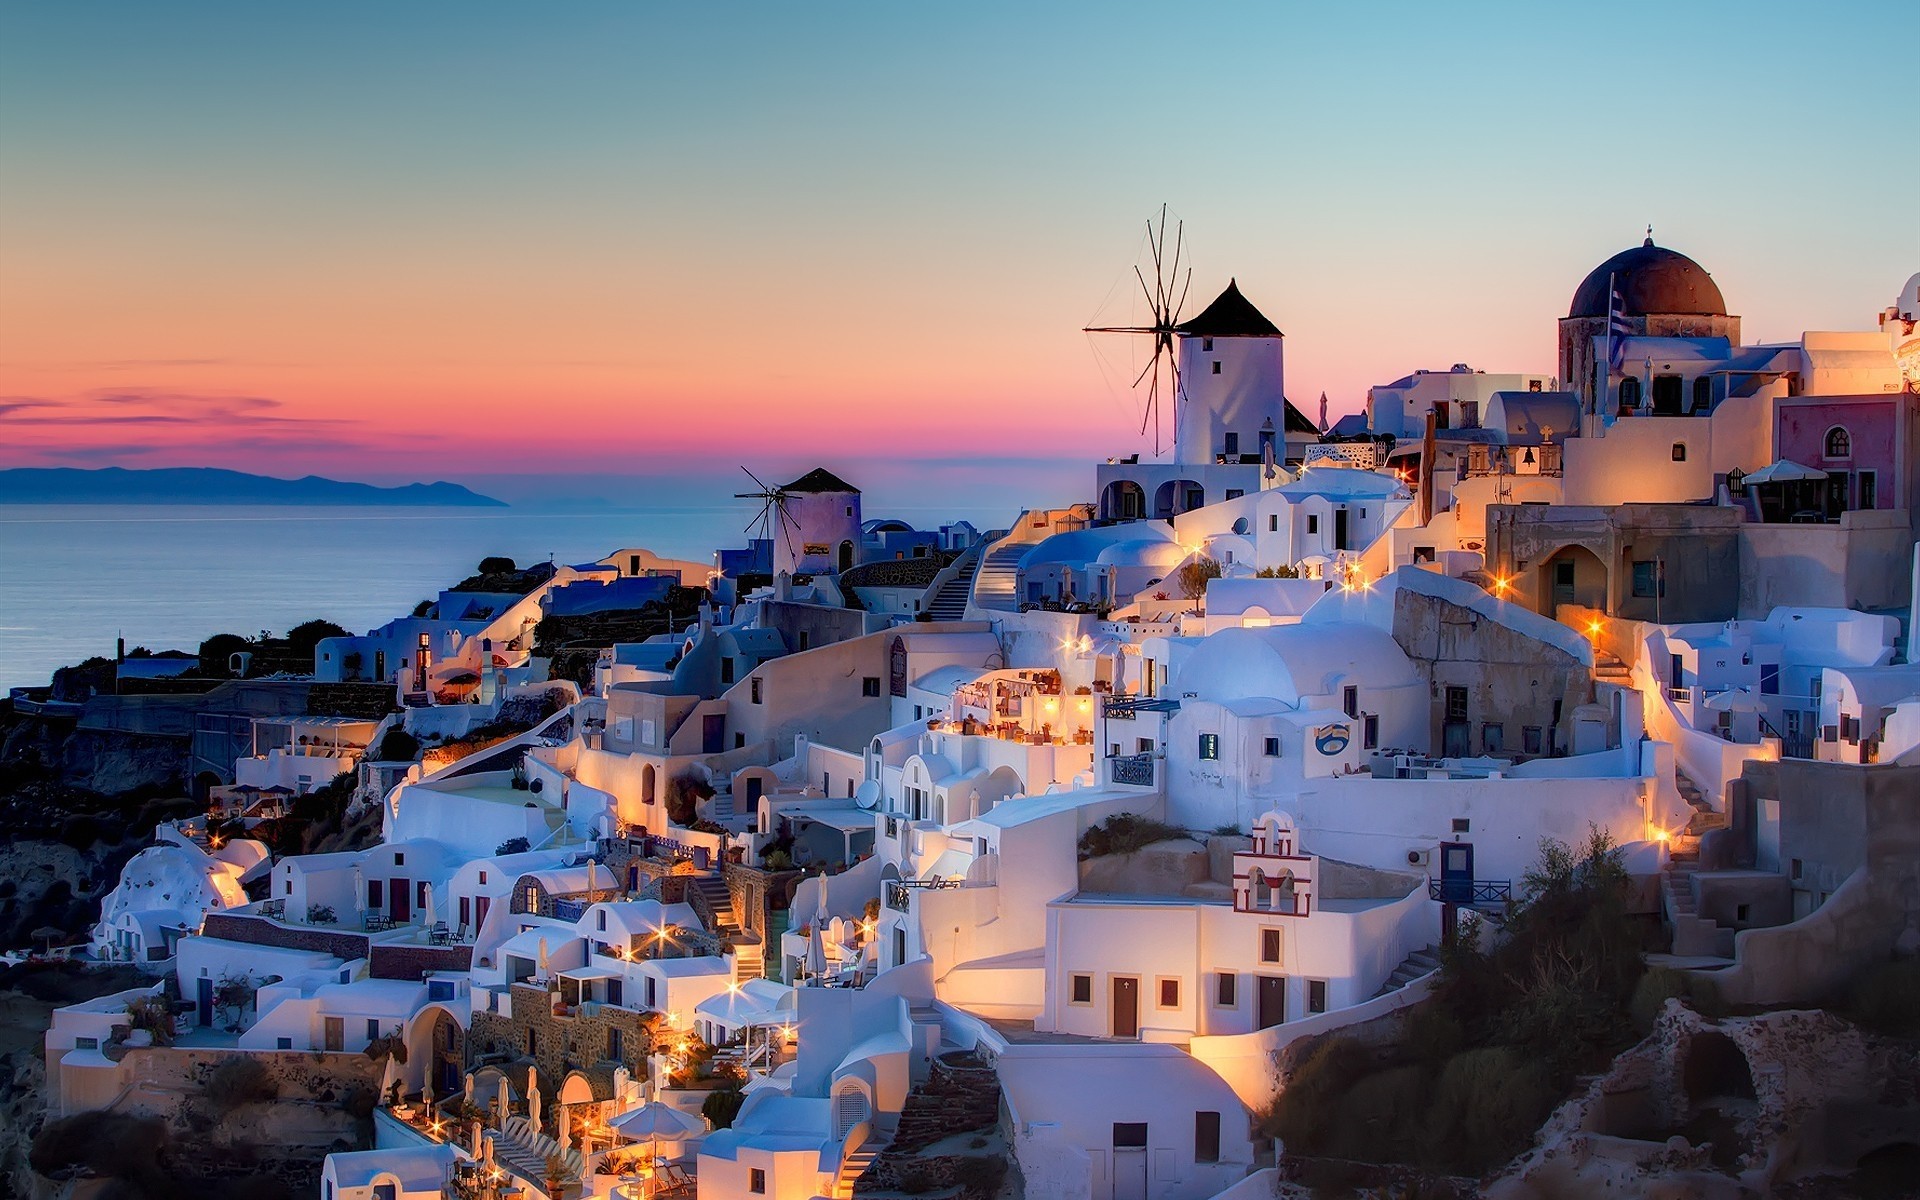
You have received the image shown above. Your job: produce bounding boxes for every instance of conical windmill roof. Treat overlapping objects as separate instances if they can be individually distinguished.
[1175,279,1283,338]
[781,468,861,494]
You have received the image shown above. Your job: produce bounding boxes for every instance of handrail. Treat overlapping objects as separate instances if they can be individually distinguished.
[1428,878,1512,905]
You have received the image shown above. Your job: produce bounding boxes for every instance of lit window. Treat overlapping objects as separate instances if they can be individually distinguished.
[1198,733,1219,760]
[1825,426,1851,458]
[1671,442,1687,462]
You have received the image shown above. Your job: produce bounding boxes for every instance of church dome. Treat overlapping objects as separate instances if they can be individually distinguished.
[1568,237,1727,319]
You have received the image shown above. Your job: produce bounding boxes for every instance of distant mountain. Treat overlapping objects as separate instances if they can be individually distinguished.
[0,467,506,507]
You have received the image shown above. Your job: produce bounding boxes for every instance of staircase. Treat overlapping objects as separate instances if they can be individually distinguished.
[489,1117,584,1192]
[970,537,1031,612]
[923,547,983,620]
[1662,853,1731,958]
[686,874,742,939]
[1371,944,1442,999]
[879,1051,1002,1156]
[1592,650,1633,688]
[833,1133,889,1199]
[1675,768,1728,837]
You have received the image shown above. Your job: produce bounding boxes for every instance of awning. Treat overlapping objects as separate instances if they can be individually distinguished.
[1743,459,1827,484]
[774,807,874,833]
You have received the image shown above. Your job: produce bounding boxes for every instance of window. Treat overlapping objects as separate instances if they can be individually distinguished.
[1211,360,1222,375]
[277,1037,293,1050]
[1735,903,1751,923]
[368,880,383,909]
[861,676,881,697]
[913,706,922,720]
[1223,433,1240,456]
[750,677,763,704]
[1070,974,1092,1004]
[720,658,735,685]
[1692,376,1712,411]
[1619,376,1642,411]
[1445,687,1468,722]
[1137,737,1155,754]
[1631,559,1664,598]
[75,1036,99,1050]
[1264,737,1281,757]
[1202,337,1213,352]
[1260,928,1281,963]
[366,1018,381,1041]
[1482,723,1503,753]
[1860,471,1877,509]
[1225,489,1244,502]
[1215,972,1237,1007]
[1306,515,1319,534]
[1671,442,1687,462]
[527,1028,538,1054]
[1363,714,1378,750]
[749,1168,766,1194]
[1307,980,1328,1014]
[1790,858,1803,881]
[478,871,487,885]
[1523,725,1543,754]
[797,631,810,651]
[1269,514,1279,532]
[1158,978,1180,1008]
[1195,1111,1221,1163]
[1113,1122,1149,1148]
[597,910,607,931]
[609,1027,624,1060]
[1198,733,1219,760]
[1651,375,1683,414]
[1825,426,1851,458]
[1342,685,1358,718]
[393,851,405,866]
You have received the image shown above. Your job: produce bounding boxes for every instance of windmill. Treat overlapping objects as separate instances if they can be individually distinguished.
[1084,204,1193,454]
[735,467,802,573]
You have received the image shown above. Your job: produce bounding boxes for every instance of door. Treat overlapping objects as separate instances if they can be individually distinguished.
[1112,1122,1149,1200]
[1552,560,1576,607]
[1439,841,1474,903]
[196,976,213,1027]
[745,776,764,806]
[606,978,622,1008]
[1334,508,1351,550]
[1257,975,1287,1029]
[1825,471,1850,517]
[323,1017,344,1052]
[702,714,726,754]
[389,879,410,923]
[474,895,491,932]
[1111,977,1140,1039]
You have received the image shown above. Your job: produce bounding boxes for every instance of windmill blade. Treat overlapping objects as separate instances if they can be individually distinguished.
[740,465,772,493]
[744,497,774,536]
[772,498,802,567]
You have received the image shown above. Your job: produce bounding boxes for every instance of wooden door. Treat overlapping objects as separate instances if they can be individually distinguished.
[389,879,410,923]
[1111,977,1139,1039]
[1257,975,1287,1029]
[323,1017,344,1051]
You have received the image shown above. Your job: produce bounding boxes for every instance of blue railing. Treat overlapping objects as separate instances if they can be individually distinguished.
[1108,753,1155,787]
[1101,696,1181,720]
[550,898,587,922]
[1429,879,1512,905]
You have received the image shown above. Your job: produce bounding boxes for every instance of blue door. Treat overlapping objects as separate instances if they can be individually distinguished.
[196,976,213,1027]
[1439,841,1474,903]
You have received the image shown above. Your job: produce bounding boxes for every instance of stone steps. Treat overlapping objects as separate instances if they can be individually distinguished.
[924,550,982,620]
[875,1053,1001,1159]
[1371,943,1441,999]
[834,1136,888,1199]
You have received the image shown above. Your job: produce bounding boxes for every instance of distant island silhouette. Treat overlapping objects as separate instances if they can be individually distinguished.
[0,466,505,507]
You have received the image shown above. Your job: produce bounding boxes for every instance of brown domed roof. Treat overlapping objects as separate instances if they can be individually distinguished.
[1569,237,1726,319]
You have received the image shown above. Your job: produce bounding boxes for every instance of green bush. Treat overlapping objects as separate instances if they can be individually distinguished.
[701,1086,746,1130]
[1261,1036,1374,1154]
[495,837,531,856]
[205,1056,279,1114]
[1422,1046,1560,1173]
[1077,813,1187,859]
[1326,1063,1426,1163]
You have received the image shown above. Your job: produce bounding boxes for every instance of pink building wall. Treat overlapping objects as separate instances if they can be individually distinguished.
[1776,396,1898,509]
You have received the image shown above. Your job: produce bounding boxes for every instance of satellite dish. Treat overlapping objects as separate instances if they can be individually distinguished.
[853,780,881,811]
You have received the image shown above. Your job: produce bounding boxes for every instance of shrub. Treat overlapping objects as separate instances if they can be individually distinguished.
[495,837,531,856]
[1255,564,1301,578]
[1326,1063,1426,1163]
[307,904,337,924]
[30,1111,169,1184]
[205,1056,279,1114]
[701,1086,746,1130]
[375,728,421,762]
[1261,1036,1373,1153]
[479,556,517,575]
[1077,813,1187,859]
[125,993,176,1046]
[666,773,714,827]
[1422,1046,1561,1174]
[763,849,792,871]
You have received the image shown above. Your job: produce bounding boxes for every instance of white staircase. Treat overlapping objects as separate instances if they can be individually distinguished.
[923,546,983,620]
[1370,944,1441,998]
[833,1132,888,1198]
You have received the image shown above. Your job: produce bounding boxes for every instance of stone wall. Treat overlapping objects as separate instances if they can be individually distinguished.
[202,912,369,960]
[370,943,472,980]
[468,982,657,1098]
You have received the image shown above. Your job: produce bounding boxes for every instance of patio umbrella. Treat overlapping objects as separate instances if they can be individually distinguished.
[351,861,365,916]
[610,1100,704,1171]
[1704,688,1767,714]
[526,1064,541,1130]
[1742,459,1826,485]
[805,924,827,983]
[465,1071,475,1106]
[31,926,64,952]
[422,884,437,930]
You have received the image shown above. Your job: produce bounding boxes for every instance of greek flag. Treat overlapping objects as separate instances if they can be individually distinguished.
[1608,276,1633,364]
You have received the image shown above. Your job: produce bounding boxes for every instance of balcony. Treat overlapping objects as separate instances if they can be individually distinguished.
[1107,752,1155,787]
[1429,878,1512,905]
[884,877,962,912]
[1101,695,1181,720]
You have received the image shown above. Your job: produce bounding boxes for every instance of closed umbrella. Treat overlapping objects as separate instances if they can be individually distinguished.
[804,923,827,983]
[537,937,550,979]
[526,1064,541,1130]
[351,861,366,918]
[422,884,437,931]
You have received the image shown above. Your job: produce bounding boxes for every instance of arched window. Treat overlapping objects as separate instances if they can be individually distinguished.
[1692,376,1712,412]
[1672,443,1687,462]
[1618,377,1641,413]
[1825,426,1851,459]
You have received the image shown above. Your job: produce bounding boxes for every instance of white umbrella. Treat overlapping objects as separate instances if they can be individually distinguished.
[422,884,437,930]
[1743,459,1827,485]
[527,1075,541,1130]
[610,1100,704,1169]
[1704,687,1766,714]
[351,861,365,918]
[465,1071,475,1106]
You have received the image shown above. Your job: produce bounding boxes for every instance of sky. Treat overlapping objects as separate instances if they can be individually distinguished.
[2,1,1913,497]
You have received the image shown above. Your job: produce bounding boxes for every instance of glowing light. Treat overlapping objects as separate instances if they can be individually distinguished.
[1490,575,1511,594]
[1586,620,1603,638]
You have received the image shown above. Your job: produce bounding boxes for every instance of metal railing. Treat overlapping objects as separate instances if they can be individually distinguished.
[884,877,962,912]
[1429,878,1512,905]
[1108,752,1155,787]
[1101,696,1181,720]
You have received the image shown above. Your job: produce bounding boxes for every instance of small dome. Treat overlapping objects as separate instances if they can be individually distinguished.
[1569,237,1727,319]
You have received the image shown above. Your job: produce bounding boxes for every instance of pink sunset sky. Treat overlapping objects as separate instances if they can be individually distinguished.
[2,3,1909,490]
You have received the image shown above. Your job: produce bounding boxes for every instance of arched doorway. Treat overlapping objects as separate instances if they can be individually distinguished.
[1153,479,1205,521]
[1101,480,1147,522]
[404,1004,466,1101]
[641,763,656,808]
[1536,544,1608,617]
[839,541,856,572]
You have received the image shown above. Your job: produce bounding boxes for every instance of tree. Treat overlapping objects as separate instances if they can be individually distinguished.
[479,556,517,575]
[212,972,256,1030]
[1174,556,1222,608]
[285,619,350,655]
[197,633,252,677]
[375,727,421,762]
